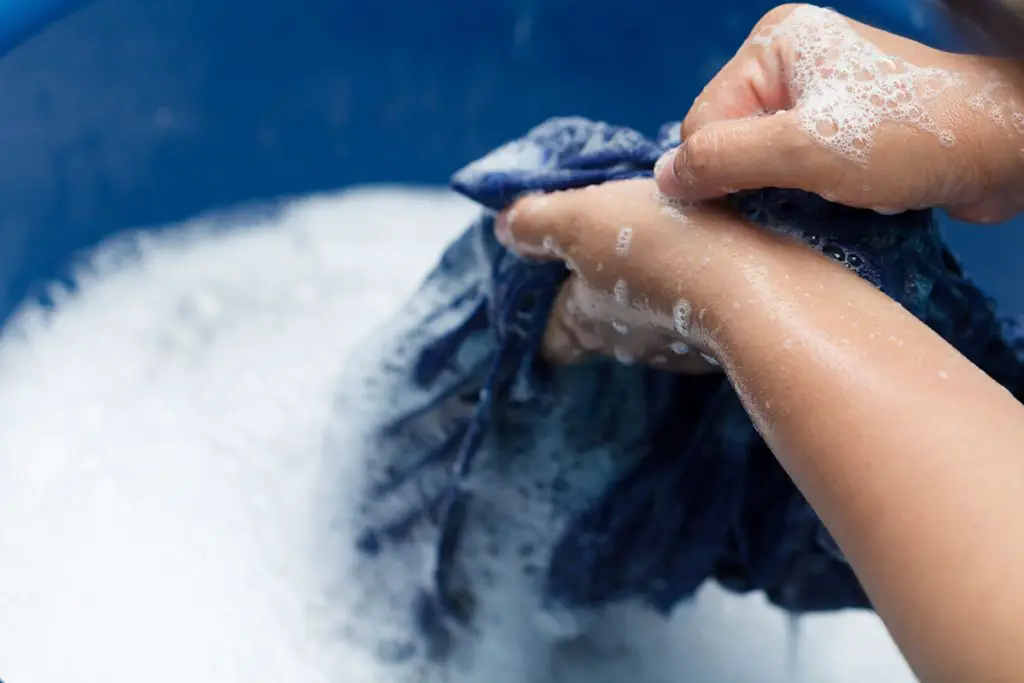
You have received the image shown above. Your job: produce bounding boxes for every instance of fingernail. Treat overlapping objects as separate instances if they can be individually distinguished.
[494,208,516,247]
[654,145,684,196]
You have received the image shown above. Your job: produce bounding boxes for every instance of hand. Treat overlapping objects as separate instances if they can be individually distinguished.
[494,178,844,372]
[655,3,1024,223]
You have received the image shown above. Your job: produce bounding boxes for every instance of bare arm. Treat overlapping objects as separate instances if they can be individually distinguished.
[499,178,1024,682]
[712,231,1024,683]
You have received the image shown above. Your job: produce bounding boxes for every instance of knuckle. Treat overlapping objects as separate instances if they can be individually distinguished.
[770,117,819,179]
[517,191,584,253]
[682,129,717,181]
[506,195,549,241]
[681,96,713,140]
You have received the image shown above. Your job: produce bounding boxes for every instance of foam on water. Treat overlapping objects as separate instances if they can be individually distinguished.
[0,186,915,683]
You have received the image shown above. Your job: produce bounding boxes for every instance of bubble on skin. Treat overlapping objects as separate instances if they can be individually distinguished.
[615,226,634,257]
[670,341,691,355]
[613,279,630,307]
[967,77,1024,133]
[613,347,636,365]
[508,227,563,260]
[1014,112,1024,135]
[750,5,960,166]
[700,353,721,367]
[567,274,677,333]
[659,204,688,223]
[655,191,692,223]
[938,370,949,379]
[611,321,630,335]
[673,300,692,337]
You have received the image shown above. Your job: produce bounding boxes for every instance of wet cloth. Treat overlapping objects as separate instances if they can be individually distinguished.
[343,116,1024,663]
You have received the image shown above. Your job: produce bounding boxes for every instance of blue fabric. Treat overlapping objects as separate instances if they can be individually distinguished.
[347,117,1024,661]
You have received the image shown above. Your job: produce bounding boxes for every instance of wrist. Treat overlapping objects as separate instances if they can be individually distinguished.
[953,57,1024,208]
[669,218,805,354]
[697,229,882,364]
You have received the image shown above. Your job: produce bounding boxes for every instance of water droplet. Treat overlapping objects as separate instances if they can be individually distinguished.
[669,341,690,355]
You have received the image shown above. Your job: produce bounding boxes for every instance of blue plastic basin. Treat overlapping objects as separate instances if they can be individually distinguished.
[0,0,1018,322]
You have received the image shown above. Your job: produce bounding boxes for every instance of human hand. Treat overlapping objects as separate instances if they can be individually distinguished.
[494,178,844,372]
[655,3,1024,223]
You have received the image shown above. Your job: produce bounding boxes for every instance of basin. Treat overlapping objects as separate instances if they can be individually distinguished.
[0,2,1015,682]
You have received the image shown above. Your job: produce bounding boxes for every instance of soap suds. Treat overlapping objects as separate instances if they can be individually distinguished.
[672,299,693,337]
[613,278,630,307]
[615,227,633,257]
[751,4,961,165]
[0,186,914,683]
[670,341,691,355]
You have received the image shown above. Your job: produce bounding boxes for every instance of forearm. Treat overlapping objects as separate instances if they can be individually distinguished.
[710,236,1024,682]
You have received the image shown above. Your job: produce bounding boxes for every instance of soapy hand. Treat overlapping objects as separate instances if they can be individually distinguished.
[655,3,1024,223]
[494,178,837,372]
[495,180,722,372]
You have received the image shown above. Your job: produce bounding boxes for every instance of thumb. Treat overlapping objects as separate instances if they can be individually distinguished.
[655,110,831,203]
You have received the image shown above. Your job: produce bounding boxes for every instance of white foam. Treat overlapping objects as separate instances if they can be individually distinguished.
[672,299,693,337]
[613,278,630,306]
[751,5,961,165]
[656,192,692,223]
[615,226,633,257]
[612,347,636,365]
[0,186,914,683]
[965,76,1024,133]
[670,341,691,355]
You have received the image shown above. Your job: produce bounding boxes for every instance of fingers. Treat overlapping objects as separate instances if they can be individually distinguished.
[494,180,706,309]
[681,10,795,138]
[494,193,584,264]
[541,274,723,375]
[540,280,601,365]
[494,184,656,295]
[493,180,737,374]
[656,110,835,202]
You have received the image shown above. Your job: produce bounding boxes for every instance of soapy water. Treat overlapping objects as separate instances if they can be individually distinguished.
[0,186,916,683]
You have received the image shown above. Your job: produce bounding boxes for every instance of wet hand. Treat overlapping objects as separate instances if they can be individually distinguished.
[494,178,832,372]
[655,3,1024,224]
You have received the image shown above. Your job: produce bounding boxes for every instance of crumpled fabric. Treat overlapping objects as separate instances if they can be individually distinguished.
[344,117,1024,663]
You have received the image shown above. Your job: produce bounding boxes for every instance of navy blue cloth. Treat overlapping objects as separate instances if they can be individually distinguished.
[348,117,1024,659]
